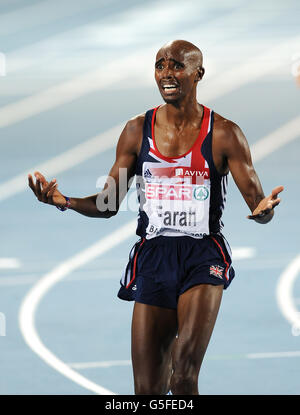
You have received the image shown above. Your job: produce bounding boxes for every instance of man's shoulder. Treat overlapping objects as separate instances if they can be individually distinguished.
[117,113,146,156]
[125,112,146,133]
[212,111,248,153]
[213,111,241,136]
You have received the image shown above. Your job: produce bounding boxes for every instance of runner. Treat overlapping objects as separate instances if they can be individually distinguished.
[28,40,283,395]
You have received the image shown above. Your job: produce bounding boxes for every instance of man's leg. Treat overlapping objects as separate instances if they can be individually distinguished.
[131,301,178,395]
[170,284,223,395]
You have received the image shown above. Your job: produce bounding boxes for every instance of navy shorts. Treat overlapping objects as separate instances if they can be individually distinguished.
[117,234,235,310]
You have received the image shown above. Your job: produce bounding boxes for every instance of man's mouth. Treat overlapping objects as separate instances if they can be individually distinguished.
[161,83,179,93]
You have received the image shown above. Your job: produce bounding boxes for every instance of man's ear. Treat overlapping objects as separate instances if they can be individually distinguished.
[195,66,205,82]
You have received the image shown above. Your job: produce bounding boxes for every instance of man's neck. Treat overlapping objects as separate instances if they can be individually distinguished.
[162,99,203,129]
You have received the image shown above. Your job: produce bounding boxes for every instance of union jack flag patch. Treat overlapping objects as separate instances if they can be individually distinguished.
[210,265,224,279]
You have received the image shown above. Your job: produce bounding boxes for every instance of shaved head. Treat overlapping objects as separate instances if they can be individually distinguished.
[156,40,203,69]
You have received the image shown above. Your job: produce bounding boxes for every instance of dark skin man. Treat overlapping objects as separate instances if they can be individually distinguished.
[28,40,283,395]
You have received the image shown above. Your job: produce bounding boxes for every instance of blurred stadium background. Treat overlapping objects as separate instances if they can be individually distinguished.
[0,0,299,395]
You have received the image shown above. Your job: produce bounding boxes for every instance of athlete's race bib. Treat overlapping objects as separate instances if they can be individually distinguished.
[141,162,210,239]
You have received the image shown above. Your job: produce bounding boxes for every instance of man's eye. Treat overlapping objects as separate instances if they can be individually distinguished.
[174,63,183,69]
[156,64,163,70]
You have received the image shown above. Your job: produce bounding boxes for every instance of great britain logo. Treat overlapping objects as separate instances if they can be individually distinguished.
[209,265,224,279]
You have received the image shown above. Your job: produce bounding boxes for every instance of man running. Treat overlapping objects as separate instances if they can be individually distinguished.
[28,40,283,395]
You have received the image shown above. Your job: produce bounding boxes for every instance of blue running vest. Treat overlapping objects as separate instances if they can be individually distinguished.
[135,105,228,239]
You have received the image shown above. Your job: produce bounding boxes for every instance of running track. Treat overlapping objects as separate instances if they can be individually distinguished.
[0,0,299,395]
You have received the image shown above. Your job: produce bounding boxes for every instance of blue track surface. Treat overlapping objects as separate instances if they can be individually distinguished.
[0,0,299,395]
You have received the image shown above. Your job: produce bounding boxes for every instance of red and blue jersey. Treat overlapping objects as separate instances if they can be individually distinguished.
[135,105,228,239]
[117,106,235,302]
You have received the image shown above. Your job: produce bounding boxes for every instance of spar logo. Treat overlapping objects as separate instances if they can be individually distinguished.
[146,183,192,200]
[193,186,209,201]
[145,183,209,201]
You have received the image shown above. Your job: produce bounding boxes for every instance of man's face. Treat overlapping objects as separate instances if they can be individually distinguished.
[154,44,203,104]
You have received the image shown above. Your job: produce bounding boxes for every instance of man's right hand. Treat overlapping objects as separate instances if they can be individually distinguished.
[28,171,67,207]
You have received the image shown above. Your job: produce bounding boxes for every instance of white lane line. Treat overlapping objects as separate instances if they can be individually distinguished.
[68,349,300,369]
[0,258,21,269]
[19,219,136,395]
[276,255,300,329]
[251,116,300,163]
[0,123,122,202]
[231,247,256,260]
[69,360,132,370]
[0,273,121,286]
[246,350,300,359]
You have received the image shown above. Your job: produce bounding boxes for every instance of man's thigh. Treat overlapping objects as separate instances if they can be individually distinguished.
[173,284,223,374]
[131,301,177,391]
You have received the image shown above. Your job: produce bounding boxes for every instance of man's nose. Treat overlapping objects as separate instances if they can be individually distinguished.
[162,64,173,78]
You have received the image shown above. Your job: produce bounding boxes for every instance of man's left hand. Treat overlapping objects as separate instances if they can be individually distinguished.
[247,185,284,220]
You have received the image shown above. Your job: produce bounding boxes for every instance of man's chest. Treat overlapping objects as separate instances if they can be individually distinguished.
[154,125,201,158]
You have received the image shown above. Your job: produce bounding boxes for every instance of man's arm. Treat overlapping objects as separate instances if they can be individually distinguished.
[218,120,283,224]
[28,115,144,218]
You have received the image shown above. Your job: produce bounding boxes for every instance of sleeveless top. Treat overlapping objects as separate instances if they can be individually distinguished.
[135,105,228,240]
